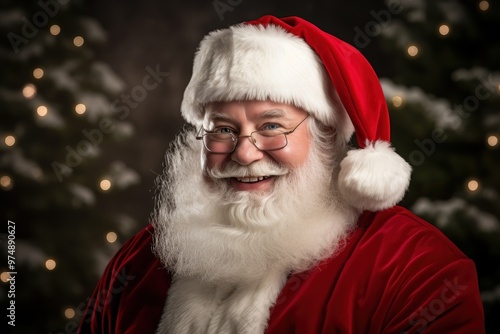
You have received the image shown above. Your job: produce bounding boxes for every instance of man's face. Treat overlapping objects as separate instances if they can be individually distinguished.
[202,100,312,192]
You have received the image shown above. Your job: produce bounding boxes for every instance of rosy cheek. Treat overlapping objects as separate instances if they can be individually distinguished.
[267,141,309,167]
[203,152,229,171]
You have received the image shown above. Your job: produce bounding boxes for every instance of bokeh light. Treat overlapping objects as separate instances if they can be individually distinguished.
[1,272,11,283]
[33,68,44,79]
[73,36,84,47]
[37,105,48,117]
[487,135,498,147]
[64,308,75,319]
[407,45,419,57]
[106,232,118,243]
[22,84,36,99]
[0,176,13,190]
[45,259,56,270]
[392,96,404,108]
[4,135,16,147]
[467,179,479,192]
[438,24,450,36]
[50,24,61,35]
[100,179,111,191]
[479,1,490,11]
[75,103,86,114]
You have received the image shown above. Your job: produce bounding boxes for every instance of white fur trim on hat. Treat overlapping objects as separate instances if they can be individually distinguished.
[181,24,354,141]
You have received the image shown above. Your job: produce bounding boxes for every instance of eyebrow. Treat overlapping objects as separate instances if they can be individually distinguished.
[206,108,290,122]
[259,109,288,119]
[207,112,232,122]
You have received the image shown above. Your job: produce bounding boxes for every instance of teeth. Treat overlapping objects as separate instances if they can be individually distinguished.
[236,176,270,183]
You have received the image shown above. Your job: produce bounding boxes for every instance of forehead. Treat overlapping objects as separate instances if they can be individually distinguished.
[204,101,307,121]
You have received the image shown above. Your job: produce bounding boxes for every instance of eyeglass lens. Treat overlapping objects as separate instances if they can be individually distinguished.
[203,131,287,153]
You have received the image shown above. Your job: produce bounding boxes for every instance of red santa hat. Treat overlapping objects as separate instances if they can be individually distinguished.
[181,15,411,211]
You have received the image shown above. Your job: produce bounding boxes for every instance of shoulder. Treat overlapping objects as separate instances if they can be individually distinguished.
[109,224,157,270]
[349,206,484,333]
[78,224,169,333]
[341,206,475,286]
[100,224,169,292]
[357,206,469,262]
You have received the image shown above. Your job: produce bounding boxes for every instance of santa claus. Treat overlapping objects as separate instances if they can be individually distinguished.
[78,15,484,333]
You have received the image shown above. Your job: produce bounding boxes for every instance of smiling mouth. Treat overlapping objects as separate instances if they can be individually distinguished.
[234,176,272,183]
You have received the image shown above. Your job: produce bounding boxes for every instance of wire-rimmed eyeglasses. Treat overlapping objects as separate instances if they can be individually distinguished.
[196,115,309,154]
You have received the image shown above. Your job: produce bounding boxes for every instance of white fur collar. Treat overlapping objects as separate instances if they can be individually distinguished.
[156,271,287,334]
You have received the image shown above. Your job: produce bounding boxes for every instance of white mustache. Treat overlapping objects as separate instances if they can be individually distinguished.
[208,161,289,179]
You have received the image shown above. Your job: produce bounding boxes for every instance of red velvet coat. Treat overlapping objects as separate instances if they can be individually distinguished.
[77,206,485,333]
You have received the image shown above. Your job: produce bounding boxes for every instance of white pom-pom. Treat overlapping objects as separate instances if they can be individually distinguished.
[338,140,412,211]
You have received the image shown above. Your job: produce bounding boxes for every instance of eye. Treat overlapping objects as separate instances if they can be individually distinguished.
[213,127,235,135]
[261,123,282,131]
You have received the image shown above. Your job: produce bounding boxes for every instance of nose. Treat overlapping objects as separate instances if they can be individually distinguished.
[231,135,265,166]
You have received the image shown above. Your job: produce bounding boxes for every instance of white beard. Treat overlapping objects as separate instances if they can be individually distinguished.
[151,127,359,333]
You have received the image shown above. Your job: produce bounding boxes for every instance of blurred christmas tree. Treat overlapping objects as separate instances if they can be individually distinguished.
[0,0,139,333]
[377,0,500,331]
